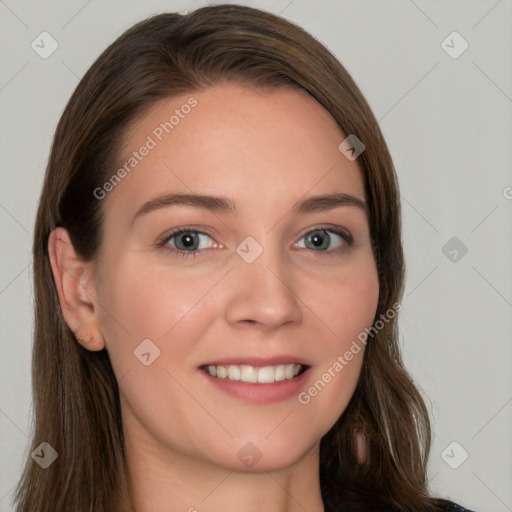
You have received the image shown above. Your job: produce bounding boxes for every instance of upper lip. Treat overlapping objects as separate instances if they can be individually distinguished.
[200,355,312,367]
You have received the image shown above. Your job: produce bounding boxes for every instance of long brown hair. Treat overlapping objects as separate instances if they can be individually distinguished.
[15,5,454,511]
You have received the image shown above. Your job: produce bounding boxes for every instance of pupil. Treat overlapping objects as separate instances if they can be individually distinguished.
[309,230,329,250]
[181,234,195,248]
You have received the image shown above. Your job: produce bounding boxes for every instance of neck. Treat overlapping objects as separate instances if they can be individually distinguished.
[123,416,325,512]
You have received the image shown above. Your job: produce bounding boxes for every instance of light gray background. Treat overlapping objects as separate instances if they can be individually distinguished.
[1,1,511,511]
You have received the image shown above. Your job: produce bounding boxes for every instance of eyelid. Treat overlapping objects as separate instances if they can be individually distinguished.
[295,224,353,245]
[157,225,219,246]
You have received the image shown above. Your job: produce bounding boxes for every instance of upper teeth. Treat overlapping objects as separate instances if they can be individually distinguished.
[205,363,302,383]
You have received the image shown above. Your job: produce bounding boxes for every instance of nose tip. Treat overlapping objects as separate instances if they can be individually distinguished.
[224,252,303,330]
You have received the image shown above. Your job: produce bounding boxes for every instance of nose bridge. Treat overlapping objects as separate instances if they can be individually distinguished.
[224,233,303,328]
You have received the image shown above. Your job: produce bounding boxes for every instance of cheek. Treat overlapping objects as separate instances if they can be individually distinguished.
[309,253,380,349]
[93,260,220,450]
[94,256,218,376]
[296,255,379,423]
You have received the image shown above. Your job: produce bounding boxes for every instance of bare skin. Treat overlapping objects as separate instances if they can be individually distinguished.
[49,82,379,512]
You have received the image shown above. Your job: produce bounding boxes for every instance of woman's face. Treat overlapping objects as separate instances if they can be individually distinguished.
[92,82,379,472]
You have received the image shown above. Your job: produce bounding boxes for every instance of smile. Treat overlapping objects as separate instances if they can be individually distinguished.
[201,363,307,383]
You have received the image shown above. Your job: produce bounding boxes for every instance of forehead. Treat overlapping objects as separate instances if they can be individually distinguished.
[105,82,366,217]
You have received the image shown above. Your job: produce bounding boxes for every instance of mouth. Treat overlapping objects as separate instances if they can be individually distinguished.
[199,363,309,384]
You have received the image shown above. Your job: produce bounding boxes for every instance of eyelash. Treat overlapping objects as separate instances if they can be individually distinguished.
[156,225,354,260]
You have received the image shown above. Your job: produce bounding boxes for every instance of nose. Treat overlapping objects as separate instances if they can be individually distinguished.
[224,242,303,330]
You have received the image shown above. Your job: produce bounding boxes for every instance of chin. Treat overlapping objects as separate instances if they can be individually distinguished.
[208,435,320,474]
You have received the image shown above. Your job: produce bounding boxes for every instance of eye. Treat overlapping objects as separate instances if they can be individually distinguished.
[295,227,353,254]
[157,225,353,260]
[159,228,217,259]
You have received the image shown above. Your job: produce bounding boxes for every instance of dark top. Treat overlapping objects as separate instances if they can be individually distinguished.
[320,479,476,512]
[445,505,476,512]
[323,501,475,512]
[319,471,476,512]
[323,500,476,512]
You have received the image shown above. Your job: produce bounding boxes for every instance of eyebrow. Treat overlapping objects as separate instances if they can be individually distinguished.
[132,192,367,223]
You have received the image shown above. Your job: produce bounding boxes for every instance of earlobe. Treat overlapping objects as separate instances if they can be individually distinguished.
[48,227,105,351]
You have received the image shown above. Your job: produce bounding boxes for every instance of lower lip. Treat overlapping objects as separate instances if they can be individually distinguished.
[199,367,311,404]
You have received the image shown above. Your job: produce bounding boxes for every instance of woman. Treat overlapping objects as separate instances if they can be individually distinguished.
[15,4,476,512]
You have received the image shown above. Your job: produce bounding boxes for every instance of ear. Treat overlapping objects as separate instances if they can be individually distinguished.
[48,227,105,351]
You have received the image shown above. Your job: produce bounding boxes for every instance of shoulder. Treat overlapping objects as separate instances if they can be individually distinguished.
[441,502,477,512]
[322,497,477,512]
